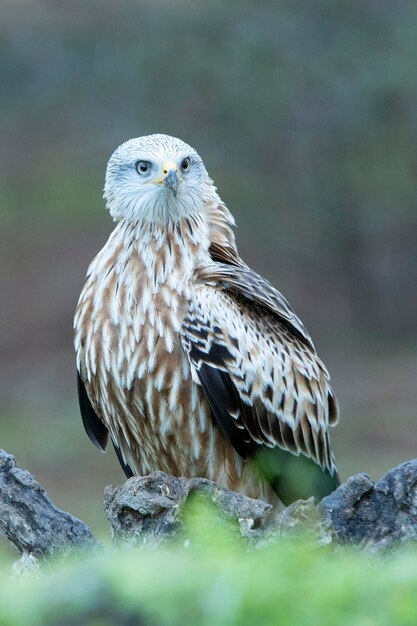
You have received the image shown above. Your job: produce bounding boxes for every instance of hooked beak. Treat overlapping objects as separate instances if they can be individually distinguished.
[163,169,179,197]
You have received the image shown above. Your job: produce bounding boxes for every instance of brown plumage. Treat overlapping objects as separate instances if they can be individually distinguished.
[74,134,340,505]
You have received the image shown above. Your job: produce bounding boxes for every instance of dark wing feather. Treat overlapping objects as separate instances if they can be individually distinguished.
[77,371,108,452]
[112,441,134,479]
[77,372,134,478]
[198,363,255,459]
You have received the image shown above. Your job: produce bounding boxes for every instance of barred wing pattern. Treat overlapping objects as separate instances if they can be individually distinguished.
[196,262,315,349]
[181,263,339,504]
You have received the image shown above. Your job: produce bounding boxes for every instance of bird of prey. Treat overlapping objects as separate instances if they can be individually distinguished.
[74,134,340,506]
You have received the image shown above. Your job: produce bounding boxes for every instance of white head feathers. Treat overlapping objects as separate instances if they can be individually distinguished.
[104,134,213,223]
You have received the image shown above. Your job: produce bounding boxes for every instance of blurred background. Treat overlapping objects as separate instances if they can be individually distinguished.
[1,0,416,547]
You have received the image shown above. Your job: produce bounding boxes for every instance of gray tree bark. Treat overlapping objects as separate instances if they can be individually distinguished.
[0,449,97,572]
[105,460,417,553]
[2,447,417,571]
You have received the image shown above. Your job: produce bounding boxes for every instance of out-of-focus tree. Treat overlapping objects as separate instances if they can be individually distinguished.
[1,0,416,343]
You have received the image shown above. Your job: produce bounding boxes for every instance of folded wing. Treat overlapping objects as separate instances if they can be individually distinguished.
[181,262,339,504]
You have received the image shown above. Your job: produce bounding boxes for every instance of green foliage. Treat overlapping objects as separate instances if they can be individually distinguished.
[1,503,417,626]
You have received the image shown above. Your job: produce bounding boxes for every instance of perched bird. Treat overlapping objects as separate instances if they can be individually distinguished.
[74,134,340,506]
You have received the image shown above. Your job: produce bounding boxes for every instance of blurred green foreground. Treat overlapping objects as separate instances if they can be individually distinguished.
[1,502,417,626]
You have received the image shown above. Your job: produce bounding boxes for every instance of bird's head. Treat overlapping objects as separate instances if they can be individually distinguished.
[104,134,211,223]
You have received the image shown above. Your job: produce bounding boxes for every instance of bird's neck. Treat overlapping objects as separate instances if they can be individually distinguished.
[88,215,211,294]
[137,215,211,277]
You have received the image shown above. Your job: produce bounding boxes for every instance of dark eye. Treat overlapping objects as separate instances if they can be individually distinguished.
[135,160,151,175]
[181,157,191,172]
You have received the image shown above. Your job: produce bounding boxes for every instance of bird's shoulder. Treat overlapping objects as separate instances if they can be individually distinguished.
[192,260,314,350]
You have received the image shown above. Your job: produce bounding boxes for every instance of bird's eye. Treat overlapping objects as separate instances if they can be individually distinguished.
[135,160,151,175]
[181,157,191,172]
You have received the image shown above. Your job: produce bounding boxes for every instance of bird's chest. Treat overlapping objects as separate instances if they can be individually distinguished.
[86,252,198,432]
[95,275,211,474]
[74,223,215,474]
[104,263,192,388]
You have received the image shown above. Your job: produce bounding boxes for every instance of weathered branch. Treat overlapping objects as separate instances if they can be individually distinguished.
[105,460,417,553]
[2,446,417,569]
[0,449,97,563]
[104,472,273,548]
[319,460,417,552]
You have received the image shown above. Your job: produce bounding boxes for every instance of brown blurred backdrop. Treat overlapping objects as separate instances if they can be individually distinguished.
[1,0,417,540]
